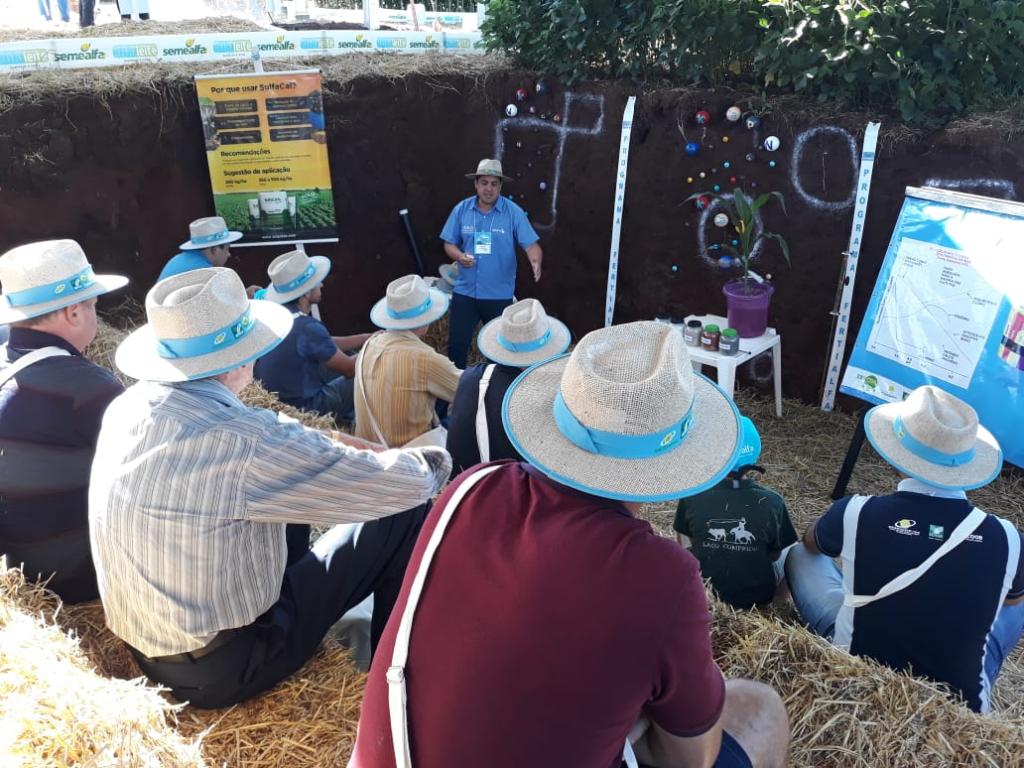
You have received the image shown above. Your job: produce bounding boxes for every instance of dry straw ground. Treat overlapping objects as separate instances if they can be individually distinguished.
[1,317,1022,766]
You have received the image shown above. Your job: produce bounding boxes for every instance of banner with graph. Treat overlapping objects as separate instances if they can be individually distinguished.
[195,69,337,246]
[841,186,1024,467]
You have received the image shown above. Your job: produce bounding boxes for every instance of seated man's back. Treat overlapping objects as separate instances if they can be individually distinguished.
[352,462,724,767]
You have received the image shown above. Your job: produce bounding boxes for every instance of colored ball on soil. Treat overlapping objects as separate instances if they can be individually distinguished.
[745,152,756,162]
[729,176,738,184]
[769,160,777,168]
[751,181,760,189]
[553,113,562,123]
[745,115,761,130]
[718,256,733,269]
[699,172,707,179]
[713,184,721,192]
[515,87,529,102]
[731,239,739,246]
[722,136,730,143]
[732,257,743,268]
[515,141,522,148]
[684,142,700,156]
[723,161,731,169]
[711,243,720,250]
[528,105,537,115]
[687,176,694,183]
[763,135,781,151]
[695,195,712,210]
[671,265,679,273]
[726,106,742,122]
[505,104,518,117]
[539,181,548,191]
[714,213,729,228]
[695,109,711,125]
[535,81,548,94]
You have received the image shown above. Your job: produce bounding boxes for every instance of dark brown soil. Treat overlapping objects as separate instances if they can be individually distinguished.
[1,61,1022,405]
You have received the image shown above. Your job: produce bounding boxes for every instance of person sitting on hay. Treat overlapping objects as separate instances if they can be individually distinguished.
[253,249,372,427]
[787,385,1024,713]
[350,321,790,768]
[157,217,243,283]
[89,267,451,709]
[353,274,462,449]
[0,240,127,604]
[445,297,570,474]
[674,416,798,610]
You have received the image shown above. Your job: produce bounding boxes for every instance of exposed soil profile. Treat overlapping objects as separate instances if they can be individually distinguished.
[1,60,1022,403]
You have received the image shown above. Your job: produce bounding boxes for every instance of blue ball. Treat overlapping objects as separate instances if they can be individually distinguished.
[671,265,678,273]
[769,160,777,168]
[718,256,733,269]
[713,184,721,192]
[732,257,743,267]
[710,243,721,251]
[723,161,731,169]
[684,142,700,156]
[731,239,739,246]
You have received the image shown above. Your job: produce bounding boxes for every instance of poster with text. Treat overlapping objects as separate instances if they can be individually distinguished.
[841,186,1024,468]
[195,69,337,246]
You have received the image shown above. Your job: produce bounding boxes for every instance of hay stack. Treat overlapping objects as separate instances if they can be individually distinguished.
[0,559,207,767]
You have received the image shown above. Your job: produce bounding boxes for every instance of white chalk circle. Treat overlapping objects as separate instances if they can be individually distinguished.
[789,125,858,212]
[713,212,729,228]
[726,106,741,122]
[763,135,780,152]
[505,104,518,117]
[696,195,763,268]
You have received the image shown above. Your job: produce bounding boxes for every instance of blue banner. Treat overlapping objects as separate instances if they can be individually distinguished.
[841,186,1024,467]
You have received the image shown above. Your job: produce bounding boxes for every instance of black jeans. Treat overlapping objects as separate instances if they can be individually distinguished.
[447,292,514,369]
[131,504,427,708]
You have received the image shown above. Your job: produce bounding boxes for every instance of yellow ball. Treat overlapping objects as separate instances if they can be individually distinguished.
[722,136,730,143]
[687,176,694,183]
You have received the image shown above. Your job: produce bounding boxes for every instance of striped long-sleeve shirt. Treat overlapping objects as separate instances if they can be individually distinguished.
[89,378,451,657]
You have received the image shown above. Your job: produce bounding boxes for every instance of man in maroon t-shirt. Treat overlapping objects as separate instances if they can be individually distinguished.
[351,322,790,768]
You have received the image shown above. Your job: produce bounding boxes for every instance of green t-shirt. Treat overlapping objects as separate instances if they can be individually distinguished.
[674,478,797,609]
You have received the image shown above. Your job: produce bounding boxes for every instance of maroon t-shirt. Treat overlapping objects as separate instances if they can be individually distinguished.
[351,461,725,768]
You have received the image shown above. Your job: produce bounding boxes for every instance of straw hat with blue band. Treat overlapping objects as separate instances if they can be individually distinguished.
[502,321,741,502]
[476,298,571,367]
[0,239,128,324]
[115,267,293,383]
[864,385,1001,491]
[261,249,332,305]
[731,416,762,471]
[179,216,243,251]
[369,274,450,331]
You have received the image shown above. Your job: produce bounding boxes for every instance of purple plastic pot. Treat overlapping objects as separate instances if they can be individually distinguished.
[722,279,774,338]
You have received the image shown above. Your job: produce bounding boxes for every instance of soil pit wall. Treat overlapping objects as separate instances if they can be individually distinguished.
[2,58,1022,403]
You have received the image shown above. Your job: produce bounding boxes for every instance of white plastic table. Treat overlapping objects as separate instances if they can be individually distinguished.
[681,314,783,417]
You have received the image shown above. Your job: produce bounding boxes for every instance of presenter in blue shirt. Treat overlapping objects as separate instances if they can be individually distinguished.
[158,216,243,283]
[440,159,543,368]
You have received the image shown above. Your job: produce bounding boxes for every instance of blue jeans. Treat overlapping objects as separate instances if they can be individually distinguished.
[308,375,355,426]
[786,544,1024,692]
[38,0,70,21]
[447,292,513,369]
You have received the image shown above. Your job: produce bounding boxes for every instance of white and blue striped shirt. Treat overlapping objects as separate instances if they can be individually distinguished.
[89,378,451,657]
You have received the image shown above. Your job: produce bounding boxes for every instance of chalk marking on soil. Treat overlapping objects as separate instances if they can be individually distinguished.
[696,193,764,269]
[923,178,1018,200]
[494,92,606,229]
[789,126,858,212]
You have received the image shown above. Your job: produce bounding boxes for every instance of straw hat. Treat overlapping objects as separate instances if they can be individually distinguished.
[477,298,571,367]
[439,262,458,287]
[502,321,741,502]
[179,216,243,250]
[116,267,293,383]
[0,239,128,324]
[864,385,1001,490]
[262,249,331,304]
[465,158,512,181]
[369,274,450,331]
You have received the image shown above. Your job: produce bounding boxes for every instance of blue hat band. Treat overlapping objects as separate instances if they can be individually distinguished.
[273,263,316,294]
[156,307,256,360]
[191,229,231,246]
[387,295,432,320]
[5,267,96,308]
[893,415,975,467]
[498,328,551,353]
[553,390,693,460]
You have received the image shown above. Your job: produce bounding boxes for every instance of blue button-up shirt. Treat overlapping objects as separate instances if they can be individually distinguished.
[440,195,539,300]
[254,302,339,409]
[158,250,213,282]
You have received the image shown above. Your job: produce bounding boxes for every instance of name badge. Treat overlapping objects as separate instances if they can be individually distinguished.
[474,231,492,255]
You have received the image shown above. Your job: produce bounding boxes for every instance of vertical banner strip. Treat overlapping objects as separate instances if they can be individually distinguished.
[605,96,637,327]
[820,121,881,411]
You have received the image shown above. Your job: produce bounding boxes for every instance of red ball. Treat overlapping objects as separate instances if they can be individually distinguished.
[553,113,562,123]
[695,195,712,210]
[515,87,529,102]
[729,176,738,184]
[695,109,711,125]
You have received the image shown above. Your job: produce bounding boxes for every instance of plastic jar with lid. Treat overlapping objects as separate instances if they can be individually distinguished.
[719,327,740,356]
[700,323,721,351]
[683,319,703,347]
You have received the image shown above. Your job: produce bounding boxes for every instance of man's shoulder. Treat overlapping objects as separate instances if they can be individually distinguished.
[499,196,527,216]
[37,353,123,395]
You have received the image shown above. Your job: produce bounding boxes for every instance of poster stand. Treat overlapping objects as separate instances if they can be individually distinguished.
[831,413,866,500]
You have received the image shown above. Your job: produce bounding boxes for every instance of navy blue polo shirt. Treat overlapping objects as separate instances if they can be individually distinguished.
[0,327,124,603]
[253,303,339,410]
[440,195,539,300]
[446,362,523,474]
[815,480,1024,712]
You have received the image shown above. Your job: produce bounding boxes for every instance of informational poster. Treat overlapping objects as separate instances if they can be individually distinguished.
[195,69,337,246]
[841,186,1024,467]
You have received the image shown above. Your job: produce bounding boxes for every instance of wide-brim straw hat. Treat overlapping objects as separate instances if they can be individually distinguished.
[116,267,293,383]
[179,216,243,250]
[477,298,571,367]
[864,385,1002,490]
[0,239,128,324]
[465,158,512,181]
[439,262,458,286]
[502,320,741,502]
[369,274,449,331]
[263,249,331,304]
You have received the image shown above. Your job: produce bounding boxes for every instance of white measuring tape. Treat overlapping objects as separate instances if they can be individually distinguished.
[820,121,881,411]
[605,96,637,327]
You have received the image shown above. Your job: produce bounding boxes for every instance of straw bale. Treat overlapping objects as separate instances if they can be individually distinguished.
[0,558,207,767]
